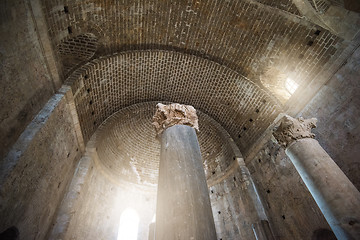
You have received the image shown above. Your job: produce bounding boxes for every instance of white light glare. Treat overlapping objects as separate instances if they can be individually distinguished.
[285,77,299,94]
[117,208,139,240]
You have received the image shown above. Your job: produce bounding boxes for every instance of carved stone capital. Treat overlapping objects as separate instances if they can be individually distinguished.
[153,103,199,136]
[273,115,317,147]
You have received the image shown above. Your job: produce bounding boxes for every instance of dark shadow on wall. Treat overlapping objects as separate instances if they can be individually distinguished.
[0,226,19,240]
[311,228,337,240]
[345,0,360,13]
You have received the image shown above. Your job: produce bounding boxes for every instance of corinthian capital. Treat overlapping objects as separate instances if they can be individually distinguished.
[153,103,199,136]
[273,115,317,147]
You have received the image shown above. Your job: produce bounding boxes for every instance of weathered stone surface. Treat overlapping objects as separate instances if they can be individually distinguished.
[48,153,157,240]
[1,0,360,239]
[156,125,216,240]
[286,138,360,240]
[246,140,333,240]
[273,115,317,147]
[0,0,57,160]
[300,46,360,191]
[0,93,81,240]
[153,103,199,136]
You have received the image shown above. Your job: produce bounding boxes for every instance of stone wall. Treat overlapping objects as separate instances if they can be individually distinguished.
[210,164,263,240]
[0,92,81,240]
[0,0,60,160]
[300,46,360,190]
[50,152,157,240]
[246,140,333,240]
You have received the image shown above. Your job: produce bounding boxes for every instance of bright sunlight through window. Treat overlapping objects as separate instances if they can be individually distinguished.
[285,77,299,94]
[117,208,139,240]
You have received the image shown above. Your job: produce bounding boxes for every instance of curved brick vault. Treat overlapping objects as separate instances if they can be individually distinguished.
[66,50,282,156]
[43,0,344,100]
[91,102,236,189]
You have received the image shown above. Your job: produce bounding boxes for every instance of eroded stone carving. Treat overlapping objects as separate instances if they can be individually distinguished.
[153,103,199,136]
[273,115,317,147]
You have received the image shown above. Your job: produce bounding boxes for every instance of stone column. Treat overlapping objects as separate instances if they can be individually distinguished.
[153,103,217,240]
[273,115,360,240]
[148,222,155,240]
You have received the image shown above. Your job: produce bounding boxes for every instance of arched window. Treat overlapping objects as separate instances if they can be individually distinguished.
[285,77,299,94]
[117,208,139,240]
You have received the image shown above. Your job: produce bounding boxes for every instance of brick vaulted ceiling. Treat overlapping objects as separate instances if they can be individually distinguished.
[40,0,357,154]
[42,0,345,87]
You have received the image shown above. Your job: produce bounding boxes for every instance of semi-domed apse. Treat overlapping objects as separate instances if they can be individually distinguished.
[1,0,360,239]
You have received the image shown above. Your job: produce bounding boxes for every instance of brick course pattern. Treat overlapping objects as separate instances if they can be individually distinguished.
[57,33,98,74]
[92,102,235,188]
[42,0,343,98]
[67,50,282,156]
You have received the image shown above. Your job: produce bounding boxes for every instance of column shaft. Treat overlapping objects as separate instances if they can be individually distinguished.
[286,138,360,240]
[155,125,217,240]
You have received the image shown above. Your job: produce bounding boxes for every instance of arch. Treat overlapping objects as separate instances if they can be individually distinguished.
[66,50,282,155]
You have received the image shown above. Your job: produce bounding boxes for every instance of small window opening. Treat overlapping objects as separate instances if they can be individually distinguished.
[285,78,299,94]
[64,6,69,13]
[117,208,139,240]
[68,26,72,34]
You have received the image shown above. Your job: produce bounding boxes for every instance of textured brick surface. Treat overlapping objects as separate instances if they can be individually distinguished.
[57,33,98,74]
[67,50,282,156]
[1,0,359,239]
[41,0,345,101]
[93,101,235,188]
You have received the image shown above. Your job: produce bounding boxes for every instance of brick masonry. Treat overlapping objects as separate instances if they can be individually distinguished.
[41,0,345,103]
[66,50,282,157]
[92,101,235,188]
